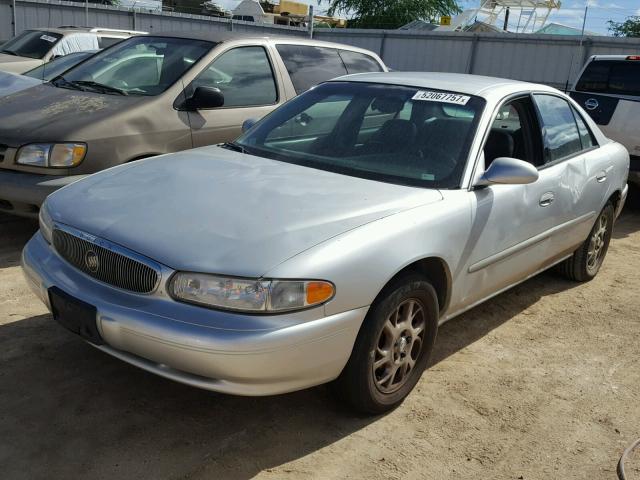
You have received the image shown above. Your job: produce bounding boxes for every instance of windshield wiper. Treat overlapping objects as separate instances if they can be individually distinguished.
[71,80,128,96]
[52,76,84,91]
[221,142,246,153]
[0,49,18,56]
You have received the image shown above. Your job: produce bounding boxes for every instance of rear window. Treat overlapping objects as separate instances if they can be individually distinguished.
[337,49,383,74]
[576,60,640,97]
[0,30,63,59]
[276,44,348,94]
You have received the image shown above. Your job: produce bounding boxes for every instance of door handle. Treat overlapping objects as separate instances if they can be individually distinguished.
[539,192,554,207]
[596,171,607,183]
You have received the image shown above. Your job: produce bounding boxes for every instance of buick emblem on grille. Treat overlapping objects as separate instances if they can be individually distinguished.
[584,98,599,111]
[84,250,99,273]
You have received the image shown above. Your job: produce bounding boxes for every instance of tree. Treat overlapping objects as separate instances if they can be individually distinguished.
[328,0,461,29]
[608,16,640,37]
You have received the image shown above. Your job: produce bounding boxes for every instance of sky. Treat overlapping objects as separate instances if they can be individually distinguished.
[217,0,640,35]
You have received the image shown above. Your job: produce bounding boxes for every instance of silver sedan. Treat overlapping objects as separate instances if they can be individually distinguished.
[22,73,629,413]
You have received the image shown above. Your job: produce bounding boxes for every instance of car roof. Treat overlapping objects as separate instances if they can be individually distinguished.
[148,31,382,53]
[29,27,145,36]
[330,72,555,98]
[590,55,640,61]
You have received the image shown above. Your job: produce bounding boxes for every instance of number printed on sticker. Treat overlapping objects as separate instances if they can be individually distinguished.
[412,90,471,106]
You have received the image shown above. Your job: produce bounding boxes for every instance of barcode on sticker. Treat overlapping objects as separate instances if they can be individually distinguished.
[40,35,57,43]
[412,91,470,105]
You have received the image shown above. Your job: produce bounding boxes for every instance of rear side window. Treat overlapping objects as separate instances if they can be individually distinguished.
[534,94,582,163]
[276,44,348,94]
[576,60,640,96]
[571,107,596,150]
[337,49,383,74]
[98,37,124,49]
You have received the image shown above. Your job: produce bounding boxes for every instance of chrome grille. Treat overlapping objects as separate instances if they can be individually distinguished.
[53,229,159,294]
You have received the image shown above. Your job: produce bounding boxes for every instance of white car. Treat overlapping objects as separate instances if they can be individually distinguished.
[23,73,629,413]
[571,55,640,186]
[0,27,144,74]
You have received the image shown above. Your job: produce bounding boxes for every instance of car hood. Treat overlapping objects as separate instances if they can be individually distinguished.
[0,53,41,74]
[48,146,443,277]
[0,83,142,145]
[0,70,42,98]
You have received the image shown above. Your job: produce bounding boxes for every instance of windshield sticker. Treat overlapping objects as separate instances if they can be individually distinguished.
[40,35,57,43]
[412,90,470,105]
[421,173,435,180]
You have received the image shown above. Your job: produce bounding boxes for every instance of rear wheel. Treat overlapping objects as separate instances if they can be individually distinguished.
[333,274,438,415]
[557,203,614,282]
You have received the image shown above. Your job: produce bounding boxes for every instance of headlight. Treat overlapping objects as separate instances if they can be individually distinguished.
[38,202,54,244]
[16,143,86,168]
[170,273,335,313]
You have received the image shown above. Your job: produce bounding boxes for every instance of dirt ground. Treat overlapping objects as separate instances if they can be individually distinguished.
[1,201,639,480]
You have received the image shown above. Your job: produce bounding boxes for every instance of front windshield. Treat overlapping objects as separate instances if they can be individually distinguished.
[55,36,214,96]
[236,82,485,188]
[0,30,63,59]
[25,51,93,81]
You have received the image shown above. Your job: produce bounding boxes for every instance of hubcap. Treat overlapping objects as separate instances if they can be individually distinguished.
[587,212,608,274]
[373,299,426,394]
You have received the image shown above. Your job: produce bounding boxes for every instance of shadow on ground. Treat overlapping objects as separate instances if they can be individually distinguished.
[0,269,581,480]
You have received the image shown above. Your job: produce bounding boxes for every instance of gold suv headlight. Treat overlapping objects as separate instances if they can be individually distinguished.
[16,143,87,168]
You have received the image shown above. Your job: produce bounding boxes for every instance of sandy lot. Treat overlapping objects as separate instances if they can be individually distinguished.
[1,203,639,480]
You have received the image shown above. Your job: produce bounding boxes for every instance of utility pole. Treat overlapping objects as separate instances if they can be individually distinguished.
[309,5,314,38]
[503,7,510,31]
[85,0,89,27]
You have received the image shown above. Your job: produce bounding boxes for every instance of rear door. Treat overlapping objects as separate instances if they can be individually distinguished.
[532,93,609,250]
[185,45,284,147]
[570,58,640,158]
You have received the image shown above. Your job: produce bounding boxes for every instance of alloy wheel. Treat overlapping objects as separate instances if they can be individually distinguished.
[373,298,426,394]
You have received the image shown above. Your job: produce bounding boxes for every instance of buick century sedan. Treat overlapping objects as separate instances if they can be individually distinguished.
[22,73,629,413]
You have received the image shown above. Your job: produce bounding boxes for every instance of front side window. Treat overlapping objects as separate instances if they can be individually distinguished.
[0,30,62,59]
[236,82,485,188]
[534,94,582,164]
[337,50,383,74]
[55,36,213,96]
[189,46,277,107]
[276,45,348,94]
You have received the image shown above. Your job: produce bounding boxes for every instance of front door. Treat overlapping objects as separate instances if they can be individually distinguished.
[458,95,576,309]
[184,46,283,147]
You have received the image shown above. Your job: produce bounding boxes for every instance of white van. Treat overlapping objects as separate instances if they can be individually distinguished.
[570,55,640,186]
[0,27,146,74]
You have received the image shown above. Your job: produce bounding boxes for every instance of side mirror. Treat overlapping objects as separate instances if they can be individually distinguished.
[241,118,258,133]
[185,86,224,110]
[476,157,539,186]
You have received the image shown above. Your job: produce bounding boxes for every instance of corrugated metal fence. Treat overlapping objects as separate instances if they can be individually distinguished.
[2,0,640,88]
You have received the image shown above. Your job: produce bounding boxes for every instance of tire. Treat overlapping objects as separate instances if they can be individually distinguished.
[333,273,439,415]
[557,203,614,282]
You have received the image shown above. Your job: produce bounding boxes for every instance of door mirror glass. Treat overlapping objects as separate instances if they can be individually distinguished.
[241,118,258,133]
[186,86,224,110]
[477,157,539,186]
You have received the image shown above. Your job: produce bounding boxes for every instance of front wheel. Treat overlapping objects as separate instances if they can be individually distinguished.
[333,274,439,415]
[557,203,614,282]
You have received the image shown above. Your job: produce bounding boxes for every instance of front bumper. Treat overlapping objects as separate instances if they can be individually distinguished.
[0,169,87,218]
[22,232,367,396]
